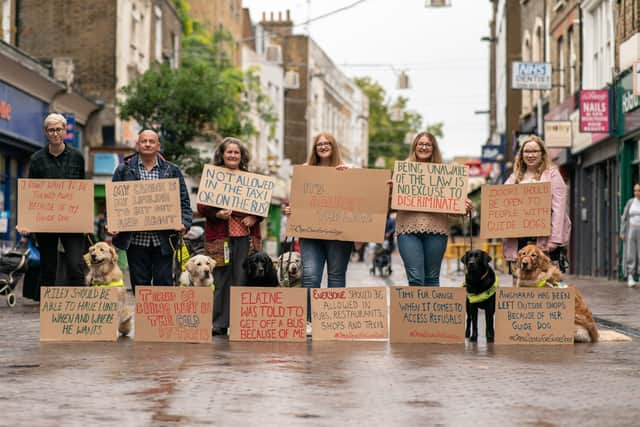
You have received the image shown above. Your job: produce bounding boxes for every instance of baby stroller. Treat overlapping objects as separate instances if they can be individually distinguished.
[0,244,30,307]
[370,239,392,277]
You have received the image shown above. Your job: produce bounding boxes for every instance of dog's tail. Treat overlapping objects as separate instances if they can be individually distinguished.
[597,329,632,342]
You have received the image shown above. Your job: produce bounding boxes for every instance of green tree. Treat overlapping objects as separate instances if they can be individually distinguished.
[118,63,241,175]
[354,77,443,168]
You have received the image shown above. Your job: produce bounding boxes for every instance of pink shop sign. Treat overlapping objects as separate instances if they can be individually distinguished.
[580,90,609,133]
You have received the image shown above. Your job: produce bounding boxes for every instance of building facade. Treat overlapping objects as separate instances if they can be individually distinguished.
[260,11,368,167]
[16,0,182,149]
[0,41,100,239]
[187,0,244,67]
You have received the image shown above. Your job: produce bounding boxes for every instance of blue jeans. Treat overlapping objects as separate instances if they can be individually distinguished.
[397,233,448,286]
[300,238,353,319]
[126,244,174,294]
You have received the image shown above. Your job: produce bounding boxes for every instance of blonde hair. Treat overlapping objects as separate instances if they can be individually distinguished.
[406,132,443,163]
[307,132,343,166]
[513,135,552,183]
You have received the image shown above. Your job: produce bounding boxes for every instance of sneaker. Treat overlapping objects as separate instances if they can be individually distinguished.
[306,322,312,337]
[627,276,637,288]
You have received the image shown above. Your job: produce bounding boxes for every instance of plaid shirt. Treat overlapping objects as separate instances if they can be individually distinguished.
[28,144,85,179]
[129,158,162,247]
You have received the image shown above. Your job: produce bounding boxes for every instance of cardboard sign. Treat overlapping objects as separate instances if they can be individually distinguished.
[134,286,213,343]
[40,286,119,342]
[197,165,274,216]
[230,287,306,342]
[391,161,468,214]
[310,287,388,340]
[544,121,572,148]
[495,287,575,345]
[389,286,466,343]
[286,166,391,243]
[479,182,552,239]
[106,179,182,232]
[18,179,94,233]
[580,89,609,133]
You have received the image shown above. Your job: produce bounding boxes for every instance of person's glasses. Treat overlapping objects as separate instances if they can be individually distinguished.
[316,142,331,148]
[416,142,433,148]
[523,150,541,154]
[46,128,64,134]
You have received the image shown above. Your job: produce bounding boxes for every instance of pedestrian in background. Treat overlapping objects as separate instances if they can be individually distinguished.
[395,132,472,287]
[18,113,86,287]
[503,135,571,277]
[111,130,192,294]
[198,137,263,337]
[283,132,352,333]
[620,183,640,287]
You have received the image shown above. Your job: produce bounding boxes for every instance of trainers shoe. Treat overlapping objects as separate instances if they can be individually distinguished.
[306,321,312,337]
[628,276,637,288]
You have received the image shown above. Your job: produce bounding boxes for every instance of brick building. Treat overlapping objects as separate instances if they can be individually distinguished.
[260,11,368,167]
[187,0,243,67]
[16,0,182,149]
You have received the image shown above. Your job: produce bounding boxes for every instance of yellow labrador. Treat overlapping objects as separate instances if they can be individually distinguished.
[179,254,216,288]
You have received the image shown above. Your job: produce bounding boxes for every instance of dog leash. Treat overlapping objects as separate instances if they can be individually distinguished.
[279,237,294,287]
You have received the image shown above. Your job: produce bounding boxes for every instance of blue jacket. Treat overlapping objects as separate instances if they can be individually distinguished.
[111,154,192,255]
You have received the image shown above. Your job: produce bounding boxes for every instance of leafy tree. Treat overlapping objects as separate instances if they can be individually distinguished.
[354,77,443,168]
[118,63,240,175]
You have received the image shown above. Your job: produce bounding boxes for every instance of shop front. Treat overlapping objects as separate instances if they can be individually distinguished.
[570,86,617,278]
[0,80,48,240]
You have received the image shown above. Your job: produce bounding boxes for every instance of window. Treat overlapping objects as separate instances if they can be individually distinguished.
[583,0,613,88]
[2,0,11,43]
[171,32,179,69]
[154,6,163,62]
[558,36,565,103]
[522,32,532,113]
[568,26,576,94]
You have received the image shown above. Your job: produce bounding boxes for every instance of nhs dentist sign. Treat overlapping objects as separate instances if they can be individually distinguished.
[511,62,552,90]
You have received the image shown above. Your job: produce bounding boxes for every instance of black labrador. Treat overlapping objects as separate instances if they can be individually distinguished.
[243,252,279,287]
[461,249,496,343]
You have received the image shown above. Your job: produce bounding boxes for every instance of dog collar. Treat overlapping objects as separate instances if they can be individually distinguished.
[91,279,124,288]
[463,277,499,304]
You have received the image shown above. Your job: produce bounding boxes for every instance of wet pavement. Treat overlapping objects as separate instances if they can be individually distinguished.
[1,254,639,427]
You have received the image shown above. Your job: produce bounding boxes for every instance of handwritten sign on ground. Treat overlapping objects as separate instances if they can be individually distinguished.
[197,165,274,216]
[134,286,212,343]
[310,287,387,340]
[495,287,575,345]
[106,179,181,232]
[230,287,306,342]
[389,286,466,343]
[480,182,552,239]
[391,161,469,214]
[40,286,119,341]
[18,179,94,233]
[286,166,391,243]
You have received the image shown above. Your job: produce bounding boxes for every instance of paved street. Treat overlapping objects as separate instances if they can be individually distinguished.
[1,254,639,427]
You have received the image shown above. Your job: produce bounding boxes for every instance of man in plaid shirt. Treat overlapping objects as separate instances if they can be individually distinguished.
[21,113,86,287]
[111,130,192,294]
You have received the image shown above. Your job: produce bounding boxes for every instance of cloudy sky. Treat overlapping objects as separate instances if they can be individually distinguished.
[242,0,492,159]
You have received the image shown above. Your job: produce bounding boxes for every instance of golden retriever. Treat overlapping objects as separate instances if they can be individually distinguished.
[86,242,132,336]
[515,244,564,286]
[515,244,598,342]
[179,254,216,288]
